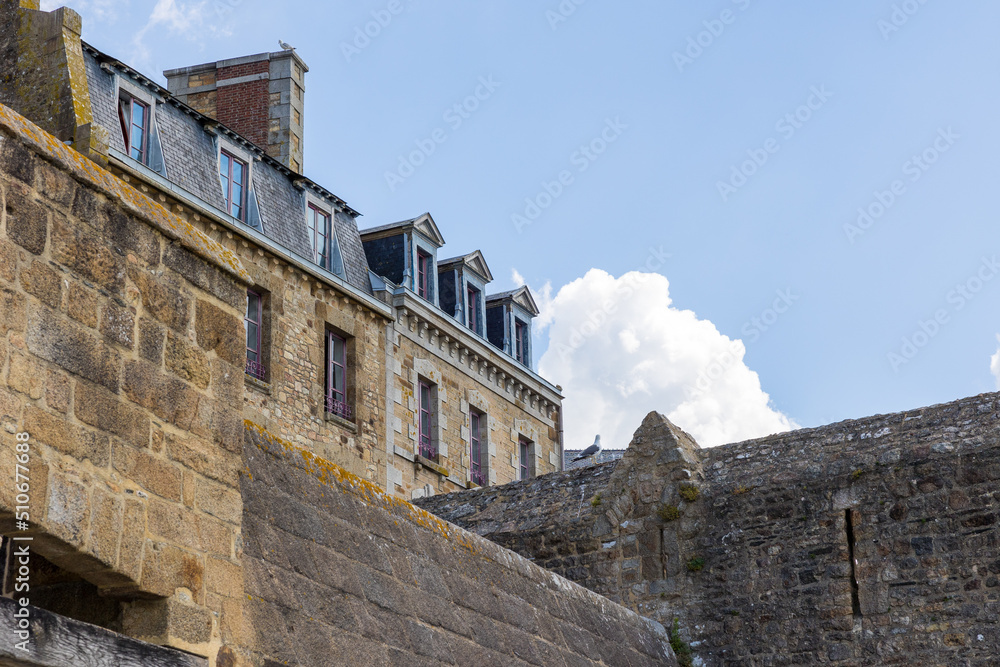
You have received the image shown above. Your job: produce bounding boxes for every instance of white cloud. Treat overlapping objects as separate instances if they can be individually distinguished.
[991,335,1000,389]
[536,269,796,449]
[130,0,228,72]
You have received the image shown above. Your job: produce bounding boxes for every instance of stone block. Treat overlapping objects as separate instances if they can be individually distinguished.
[165,330,211,389]
[5,190,47,255]
[164,244,245,310]
[123,359,200,430]
[67,281,99,328]
[27,308,122,393]
[43,369,71,416]
[46,471,90,545]
[101,203,161,266]
[0,287,26,334]
[112,444,183,502]
[194,475,241,525]
[23,404,110,467]
[0,239,17,284]
[0,140,36,185]
[206,556,242,598]
[88,486,123,567]
[210,357,243,409]
[100,299,136,349]
[50,211,124,292]
[36,159,77,209]
[20,260,62,308]
[127,265,191,332]
[122,595,213,648]
[138,317,165,364]
[118,498,147,581]
[74,382,149,448]
[166,433,239,488]
[139,540,205,601]
[147,498,231,555]
[195,299,243,367]
[8,352,44,399]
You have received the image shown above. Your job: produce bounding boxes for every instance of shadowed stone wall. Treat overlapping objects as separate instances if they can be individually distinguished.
[420,392,1000,666]
[242,422,675,666]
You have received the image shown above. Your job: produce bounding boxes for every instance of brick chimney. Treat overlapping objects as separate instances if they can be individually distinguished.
[164,50,307,173]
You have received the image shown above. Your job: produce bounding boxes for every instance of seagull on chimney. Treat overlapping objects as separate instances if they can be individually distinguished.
[278,40,296,52]
[572,435,602,465]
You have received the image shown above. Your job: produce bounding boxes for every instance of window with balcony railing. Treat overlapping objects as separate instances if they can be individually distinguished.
[325,331,352,420]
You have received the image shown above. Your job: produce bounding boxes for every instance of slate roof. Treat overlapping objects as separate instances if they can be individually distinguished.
[80,43,372,295]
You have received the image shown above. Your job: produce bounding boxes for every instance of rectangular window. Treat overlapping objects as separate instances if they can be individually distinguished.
[518,437,534,480]
[118,97,149,164]
[515,319,528,364]
[245,290,266,381]
[325,331,351,420]
[470,409,486,486]
[307,204,332,270]
[417,250,430,299]
[467,285,480,333]
[220,150,247,221]
[419,380,436,459]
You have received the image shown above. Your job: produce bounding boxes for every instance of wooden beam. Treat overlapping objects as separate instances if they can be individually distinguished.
[0,596,206,667]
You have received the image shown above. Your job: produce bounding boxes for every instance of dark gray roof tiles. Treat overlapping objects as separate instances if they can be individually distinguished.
[80,47,374,296]
[83,54,124,154]
[154,105,226,209]
[357,216,421,236]
[251,164,310,257]
[334,210,371,292]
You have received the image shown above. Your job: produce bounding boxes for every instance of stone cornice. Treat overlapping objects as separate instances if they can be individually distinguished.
[392,291,562,420]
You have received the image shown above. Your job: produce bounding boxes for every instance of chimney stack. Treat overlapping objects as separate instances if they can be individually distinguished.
[164,50,307,173]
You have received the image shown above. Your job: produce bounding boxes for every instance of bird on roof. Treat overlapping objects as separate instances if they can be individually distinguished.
[278,40,296,51]
[572,435,602,464]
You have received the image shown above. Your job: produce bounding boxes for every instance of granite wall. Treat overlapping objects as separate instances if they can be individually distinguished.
[419,392,1000,666]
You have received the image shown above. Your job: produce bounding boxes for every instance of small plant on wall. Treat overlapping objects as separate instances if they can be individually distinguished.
[678,483,699,502]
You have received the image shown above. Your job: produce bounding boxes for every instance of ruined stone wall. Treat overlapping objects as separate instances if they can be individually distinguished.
[0,103,250,661]
[387,324,561,501]
[420,392,1000,666]
[242,421,674,666]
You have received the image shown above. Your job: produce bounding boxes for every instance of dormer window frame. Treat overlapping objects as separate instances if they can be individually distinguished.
[304,192,346,278]
[219,149,248,221]
[114,75,164,174]
[467,284,481,334]
[417,249,431,300]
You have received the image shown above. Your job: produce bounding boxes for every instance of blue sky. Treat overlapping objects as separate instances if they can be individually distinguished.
[59,0,1000,448]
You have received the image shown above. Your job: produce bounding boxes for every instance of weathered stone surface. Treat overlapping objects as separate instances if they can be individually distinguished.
[51,209,124,292]
[165,331,210,389]
[112,444,183,501]
[0,238,17,283]
[100,298,136,349]
[139,541,205,601]
[67,281,99,328]
[5,189,47,254]
[128,265,192,332]
[0,286,26,333]
[423,395,1000,667]
[194,299,243,368]
[8,351,44,399]
[164,244,244,310]
[74,381,149,447]
[138,317,165,364]
[123,359,200,430]
[24,404,110,466]
[243,423,674,667]
[28,308,122,392]
[20,258,62,307]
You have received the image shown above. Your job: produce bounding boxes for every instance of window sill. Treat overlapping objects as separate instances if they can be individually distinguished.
[414,454,449,479]
[245,374,271,395]
[324,411,358,433]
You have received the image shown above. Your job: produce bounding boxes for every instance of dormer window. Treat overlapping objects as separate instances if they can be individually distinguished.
[515,318,528,365]
[467,285,480,333]
[308,204,332,269]
[417,250,431,299]
[118,96,149,164]
[220,150,247,221]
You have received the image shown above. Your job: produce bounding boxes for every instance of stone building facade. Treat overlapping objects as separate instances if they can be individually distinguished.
[0,0,563,502]
[0,60,666,667]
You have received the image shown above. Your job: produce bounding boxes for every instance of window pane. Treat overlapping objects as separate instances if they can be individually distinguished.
[246,293,259,320]
[332,336,344,364]
[232,160,243,184]
[333,367,344,397]
[246,322,258,350]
